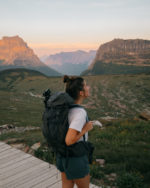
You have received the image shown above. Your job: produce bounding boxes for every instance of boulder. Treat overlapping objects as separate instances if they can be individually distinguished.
[139,111,150,121]
[96,159,105,167]
[31,142,41,150]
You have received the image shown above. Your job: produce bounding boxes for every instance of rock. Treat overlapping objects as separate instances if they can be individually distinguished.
[28,149,34,155]
[133,117,140,121]
[10,143,25,150]
[5,138,22,143]
[0,124,15,129]
[105,173,117,181]
[96,159,105,167]
[15,127,26,133]
[0,124,15,135]
[31,142,41,150]
[25,127,40,131]
[100,116,116,121]
[110,173,117,178]
[24,146,30,153]
[0,125,41,135]
[7,124,15,129]
[139,111,150,121]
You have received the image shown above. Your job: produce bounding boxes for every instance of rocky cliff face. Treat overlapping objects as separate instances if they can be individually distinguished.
[0,36,42,66]
[0,36,61,76]
[82,39,150,75]
[90,39,150,69]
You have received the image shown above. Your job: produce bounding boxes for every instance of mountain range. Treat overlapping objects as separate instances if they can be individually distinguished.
[1,36,150,77]
[0,36,61,76]
[82,39,150,75]
[43,50,96,75]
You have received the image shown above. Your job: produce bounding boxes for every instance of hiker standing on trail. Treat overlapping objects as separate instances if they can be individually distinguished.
[56,75,93,188]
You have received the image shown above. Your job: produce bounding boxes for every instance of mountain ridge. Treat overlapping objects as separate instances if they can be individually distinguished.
[0,36,61,76]
[44,50,96,75]
[82,39,150,75]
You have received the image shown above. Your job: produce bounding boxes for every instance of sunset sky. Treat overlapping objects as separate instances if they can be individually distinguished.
[0,0,150,57]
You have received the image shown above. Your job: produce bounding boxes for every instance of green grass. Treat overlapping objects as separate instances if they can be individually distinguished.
[82,61,150,75]
[0,91,43,126]
[0,129,44,146]
[89,120,150,187]
[0,69,150,124]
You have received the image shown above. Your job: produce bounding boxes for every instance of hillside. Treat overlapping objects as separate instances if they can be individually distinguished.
[44,50,96,75]
[0,36,61,76]
[0,68,46,81]
[0,69,150,126]
[82,39,150,75]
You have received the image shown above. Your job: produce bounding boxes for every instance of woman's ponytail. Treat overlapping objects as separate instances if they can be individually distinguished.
[63,75,84,100]
[63,75,70,83]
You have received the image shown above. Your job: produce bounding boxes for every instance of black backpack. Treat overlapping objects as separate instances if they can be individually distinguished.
[42,89,94,162]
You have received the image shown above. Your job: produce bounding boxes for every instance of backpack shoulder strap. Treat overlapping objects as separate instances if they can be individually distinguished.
[69,104,89,142]
[69,104,82,109]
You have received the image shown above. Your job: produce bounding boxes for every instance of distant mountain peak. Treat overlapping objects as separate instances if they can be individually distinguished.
[45,50,96,65]
[1,35,28,47]
[43,50,96,75]
[0,35,39,65]
[0,36,61,76]
[82,38,150,75]
[3,35,22,40]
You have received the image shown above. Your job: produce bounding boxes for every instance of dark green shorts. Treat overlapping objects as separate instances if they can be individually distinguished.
[56,154,89,180]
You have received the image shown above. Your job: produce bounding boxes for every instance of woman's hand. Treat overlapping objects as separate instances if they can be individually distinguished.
[82,121,93,133]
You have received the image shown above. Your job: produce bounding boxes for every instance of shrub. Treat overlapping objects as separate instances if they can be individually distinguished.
[116,172,143,188]
[90,164,104,179]
[34,146,56,164]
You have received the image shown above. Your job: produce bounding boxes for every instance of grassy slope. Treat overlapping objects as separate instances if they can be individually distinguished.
[82,61,150,75]
[84,74,150,119]
[0,69,63,126]
[0,69,150,126]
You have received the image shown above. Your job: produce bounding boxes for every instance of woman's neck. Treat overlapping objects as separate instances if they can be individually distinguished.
[74,97,83,105]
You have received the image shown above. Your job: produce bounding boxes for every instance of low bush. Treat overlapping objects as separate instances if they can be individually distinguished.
[116,172,144,188]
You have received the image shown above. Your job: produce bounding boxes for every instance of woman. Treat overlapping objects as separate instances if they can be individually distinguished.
[56,75,93,188]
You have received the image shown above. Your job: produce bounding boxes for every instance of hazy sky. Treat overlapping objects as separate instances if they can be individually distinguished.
[0,0,150,56]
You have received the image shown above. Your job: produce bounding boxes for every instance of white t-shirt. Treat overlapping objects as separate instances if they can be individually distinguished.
[68,107,88,141]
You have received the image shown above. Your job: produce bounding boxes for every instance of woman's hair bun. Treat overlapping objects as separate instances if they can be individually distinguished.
[63,75,70,83]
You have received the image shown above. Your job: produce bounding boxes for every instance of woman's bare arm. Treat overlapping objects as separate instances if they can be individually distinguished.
[65,121,93,146]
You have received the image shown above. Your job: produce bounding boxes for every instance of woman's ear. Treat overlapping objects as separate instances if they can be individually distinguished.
[79,90,84,97]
